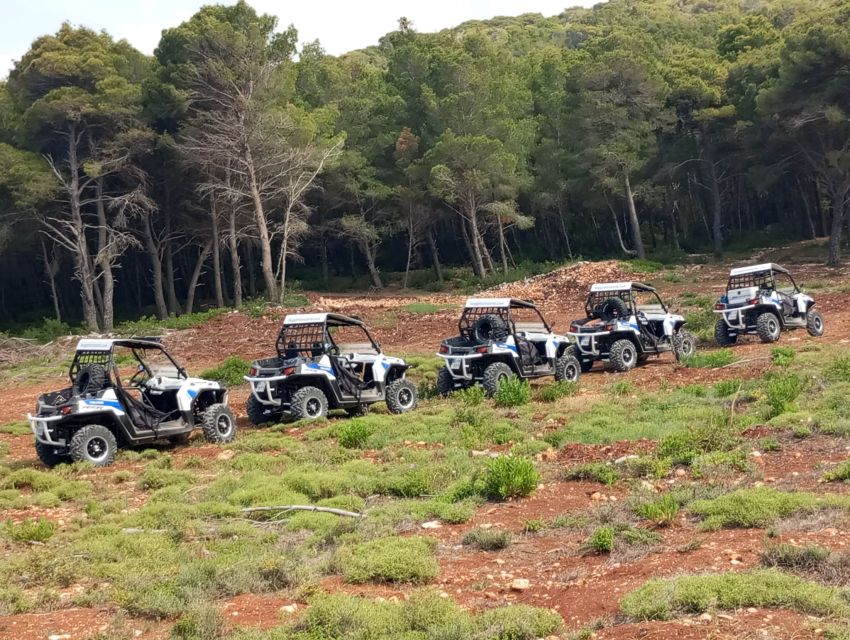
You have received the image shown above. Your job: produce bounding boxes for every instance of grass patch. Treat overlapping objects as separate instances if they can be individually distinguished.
[539,380,579,403]
[823,460,850,483]
[581,523,659,555]
[620,569,850,620]
[771,346,796,367]
[337,536,438,584]
[482,455,539,501]
[1,518,55,543]
[689,488,850,529]
[494,376,532,408]
[402,302,452,314]
[681,349,734,368]
[634,494,680,527]
[463,527,512,551]
[199,356,250,387]
[765,372,803,417]
[337,419,372,449]
[564,462,618,486]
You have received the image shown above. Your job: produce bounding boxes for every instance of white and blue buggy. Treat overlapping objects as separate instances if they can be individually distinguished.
[436,298,580,396]
[567,282,695,372]
[244,313,418,423]
[713,263,824,344]
[28,338,235,468]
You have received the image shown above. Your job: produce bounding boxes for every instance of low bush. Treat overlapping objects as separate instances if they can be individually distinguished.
[337,419,372,449]
[539,380,579,403]
[761,544,831,571]
[609,380,634,396]
[481,455,539,501]
[823,460,850,483]
[1,518,54,543]
[454,384,486,406]
[634,494,680,527]
[494,376,532,407]
[771,346,795,367]
[199,356,250,387]
[462,527,512,551]
[681,349,735,368]
[337,536,439,584]
[564,462,618,486]
[713,379,741,397]
[583,525,615,554]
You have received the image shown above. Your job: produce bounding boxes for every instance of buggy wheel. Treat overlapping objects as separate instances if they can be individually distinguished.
[806,310,825,337]
[69,424,117,467]
[756,312,781,343]
[482,362,514,397]
[567,346,593,372]
[35,441,70,468]
[74,364,108,396]
[386,378,418,414]
[246,394,282,426]
[436,367,456,397]
[673,330,697,361]
[608,339,637,372]
[472,314,509,344]
[202,404,237,443]
[714,318,738,346]
[290,386,328,421]
[555,354,581,383]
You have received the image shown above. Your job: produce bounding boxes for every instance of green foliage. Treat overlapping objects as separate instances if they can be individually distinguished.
[621,570,850,621]
[760,544,831,571]
[482,455,539,501]
[689,488,850,529]
[171,602,226,640]
[463,527,512,551]
[681,349,734,368]
[583,525,615,554]
[765,372,803,417]
[494,376,532,407]
[337,537,438,584]
[564,462,618,486]
[634,494,680,527]
[656,419,738,466]
[714,379,741,398]
[1,518,55,543]
[823,460,850,483]
[115,309,229,336]
[826,356,850,382]
[337,419,372,449]
[199,356,250,387]
[539,380,579,403]
[454,384,486,406]
[18,318,72,343]
[402,302,452,314]
[609,381,633,397]
[771,346,795,367]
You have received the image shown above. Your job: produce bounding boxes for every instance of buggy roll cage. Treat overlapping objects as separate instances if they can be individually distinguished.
[275,314,381,359]
[584,283,666,317]
[726,267,799,294]
[457,299,551,339]
[67,339,187,386]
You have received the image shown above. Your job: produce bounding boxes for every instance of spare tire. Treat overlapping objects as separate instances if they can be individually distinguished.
[74,364,108,396]
[596,297,629,322]
[472,314,509,344]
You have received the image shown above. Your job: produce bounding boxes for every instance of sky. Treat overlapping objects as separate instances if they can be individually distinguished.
[1,0,600,78]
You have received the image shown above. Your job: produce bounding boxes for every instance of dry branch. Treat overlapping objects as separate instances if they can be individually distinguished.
[240,505,363,518]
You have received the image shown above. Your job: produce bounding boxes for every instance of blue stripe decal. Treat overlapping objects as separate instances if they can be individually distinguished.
[84,399,123,410]
[187,389,198,399]
[307,363,336,377]
[495,342,518,353]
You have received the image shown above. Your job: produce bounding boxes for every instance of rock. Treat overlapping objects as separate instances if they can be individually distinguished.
[511,578,531,591]
[590,491,604,501]
[699,613,713,622]
[675,468,687,477]
[281,604,298,614]
[471,450,490,457]
[421,520,442,529]
[615,454,639,464]
[750,450,762,457]
[639,480,657,492]
[746,607,758,613]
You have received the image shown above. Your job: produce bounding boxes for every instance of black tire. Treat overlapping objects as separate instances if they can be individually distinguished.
[714,318,737,346]
[673,330,697,361]
[386,378,418,414]
[554,354,581,382]
[290,386,328,421]
[608,339,638,372]
[35,441,70,467]
[472,314,509,344]
[246,394,281,426]
[436,367,456,397]
[756,312,781,343]
[482,362,514,396]
[806,310,825,337]
[68,424,117,467]
[597,297,629,321]
[202,403,237,443]
[567,346,594,373]
[74,364,108,396]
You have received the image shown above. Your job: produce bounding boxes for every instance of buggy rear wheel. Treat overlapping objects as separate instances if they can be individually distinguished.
[290,386,328,421]
[202,404,237,443]
[386,378,418,414]
[756,312,781,343]
[714,318,738,346]
[69,424,117,467]
[608,339,637,372]
[436,367,456,397]
[472,314,509,344]
[246,394,282,426]
[74,364,108,396]
[35,441,70,468]
[482,362,514,396]
[806,310,824,337]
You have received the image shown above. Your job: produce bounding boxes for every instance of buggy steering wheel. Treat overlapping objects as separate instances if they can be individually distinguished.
[129,365,150,387]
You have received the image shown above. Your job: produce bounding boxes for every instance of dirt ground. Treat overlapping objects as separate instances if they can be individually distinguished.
[2,241,850,639]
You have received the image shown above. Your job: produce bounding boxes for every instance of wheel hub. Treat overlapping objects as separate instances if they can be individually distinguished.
[87,437,107,461]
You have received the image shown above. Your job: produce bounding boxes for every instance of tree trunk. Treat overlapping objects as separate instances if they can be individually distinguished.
[245,145,278,301]
[142,215,169,319]
[426,228,443,283]
[40,240,61,322]
[94,178,115,332]
[319,234,329,286]
[826,179,850,266]
[466,211,487,278]
[362,241,383,289]
[703,156,723,256]
[623,173,646,259]
[495,215,509,274]
[226,204,242,308]
[184,239,213,315]
[557,204,574,261]
[245,243,257,297]
[209,198,225,308]
[796,175,817,240]
[403,209,415,288]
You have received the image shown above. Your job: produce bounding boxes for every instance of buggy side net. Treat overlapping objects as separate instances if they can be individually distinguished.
[276,323,328,359]
[728,272,773,291]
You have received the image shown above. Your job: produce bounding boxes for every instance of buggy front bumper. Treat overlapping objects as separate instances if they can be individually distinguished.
[437,353,482,380]
[27,413,66,446]
[244,375,287,407]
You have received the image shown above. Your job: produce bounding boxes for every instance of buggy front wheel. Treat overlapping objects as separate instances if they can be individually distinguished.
[202,404,237,443]
[673,330,697,361]
[386,378,418,414]
[290,386,328,421]
[69,424,117,467]
[555,354,581,382]
[607,339,637,372]
[806,310,824,337]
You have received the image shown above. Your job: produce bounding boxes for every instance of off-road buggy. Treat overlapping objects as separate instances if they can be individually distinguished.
[567,282,696,372]
[436,298,580,396]
[244,313,417,423]
[713,263,824,344]
[28,338,235,468]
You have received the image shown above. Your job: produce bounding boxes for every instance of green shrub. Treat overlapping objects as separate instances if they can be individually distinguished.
[681,349,734,368]
[758,436,782,452]
[199,356,250,387]
[771,346,795,367]
[793,425,812,438]
[656,420,738,465]
[19,317,72,343]
[2,518,55,543]
[610,380,634,396]
[765,373,802,417]
[171,602,226,640]
[583,525,615,554]
[454,384,486,406]
[338,536,438,584]
[522,518,546,533]
[823,460,850,483]
[564,462,618,486]
[825,355,850,382]
[714,379,741,397]
[539,380,579,403]
[337,419,372,449]
[690,450,753,479]
[760,544,831,571]
[482,455,539,500]
[494,376,532,407]
[634,494,680,527]
[463,527,512,551]
[139,469,193,491]
[689,488,850,529]
[620,569,850,621]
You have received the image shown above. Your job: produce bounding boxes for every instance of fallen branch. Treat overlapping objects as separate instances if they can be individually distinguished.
[719,356,771,369]
[240,505,363,518]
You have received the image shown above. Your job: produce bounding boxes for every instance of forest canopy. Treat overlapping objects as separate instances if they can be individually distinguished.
[1,0,849,331]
